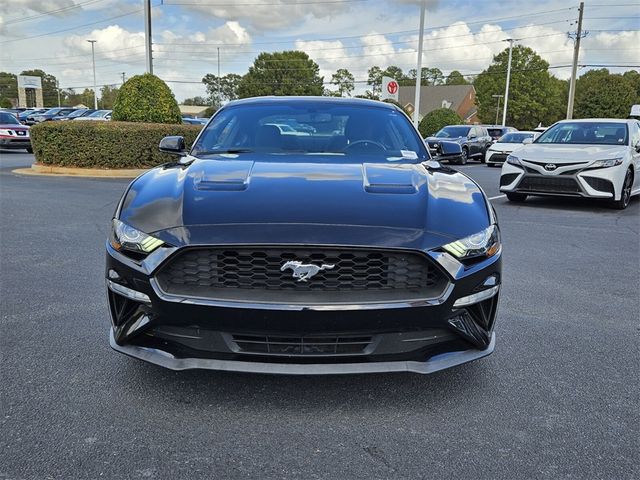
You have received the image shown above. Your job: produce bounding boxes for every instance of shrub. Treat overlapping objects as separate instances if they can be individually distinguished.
[112,74,182,124]
[418,108,462,137]
[30,121,202,169]
[0,97,12,108]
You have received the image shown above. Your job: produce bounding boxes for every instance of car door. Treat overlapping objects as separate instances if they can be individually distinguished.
[467,127,478,156]
[630,121,640,192]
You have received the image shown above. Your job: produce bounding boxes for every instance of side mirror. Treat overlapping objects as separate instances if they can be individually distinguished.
[432,140,463,161]
[468,134,476,140]
[159,136,187,155]
[522,137,534,145]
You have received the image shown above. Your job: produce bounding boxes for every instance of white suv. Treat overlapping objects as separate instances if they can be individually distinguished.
[499,119,640,209]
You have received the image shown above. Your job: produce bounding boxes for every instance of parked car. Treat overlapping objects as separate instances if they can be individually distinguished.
[18,109,47,124]
[482,125,518,142]
[29,107,77,124]
[52,108,96,121]
[485,131,540,167]
[74,109,111,121]
[425,125,493,164]
[500,119,640,209]
[106,96,502,375]
[0,111,32,153]
[182,117,207,126]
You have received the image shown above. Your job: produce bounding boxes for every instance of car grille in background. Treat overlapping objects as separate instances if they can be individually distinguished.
[155,247,447,303]
[230,334,374,356]
[517,176,582,194]
[582,176,615,195]
[500,173,520,186]
[489,153,508,163]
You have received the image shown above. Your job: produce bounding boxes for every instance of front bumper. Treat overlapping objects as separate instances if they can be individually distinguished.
[499,160,625,200]
[106,243,502,375]
[0,137,31,149]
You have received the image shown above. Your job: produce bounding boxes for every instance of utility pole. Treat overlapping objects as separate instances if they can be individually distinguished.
[56,80,61,107]
[413,0,426,127]
[144,0,153,74]
[87,39,98,110]
[567,1,586,119]
[217,47,221,106]
[121,72,126,84]
[502,38,514,127]
[492,94,503,125]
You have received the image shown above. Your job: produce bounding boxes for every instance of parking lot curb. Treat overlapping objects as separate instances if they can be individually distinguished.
[13,163,148,178]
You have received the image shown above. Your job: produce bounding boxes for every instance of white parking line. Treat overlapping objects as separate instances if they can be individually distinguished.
[489,194,506,200]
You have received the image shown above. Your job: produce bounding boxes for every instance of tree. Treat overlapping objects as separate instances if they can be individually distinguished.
[202,73,242,107]
[474,46,566,129]
[0,97,12,108]
[622,70,640,100]
[237,51,323,98]
[367,66,384,96]
[112,74,182,124]
[20,69,59,106]
[0,72,17,103]
[406,67,444,86]
[182,96,208,106]
[574,69,637,119]
[446,70,469,85]
[99,85,119,109]
[330,68,355,97]
[418,108,462,137]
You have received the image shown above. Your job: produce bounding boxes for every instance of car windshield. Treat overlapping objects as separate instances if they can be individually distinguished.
[487,128,506,139]
[499,132,534,143]
[0,112,20,124]
[67,109,88,118]
[43,108,62,115]
[88,110,109,117]
[536,122,628,145]
[434,126,470,138]
[191,101,428,162]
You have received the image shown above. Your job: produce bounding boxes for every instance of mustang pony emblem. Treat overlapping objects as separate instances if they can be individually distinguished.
[280,261,335,282]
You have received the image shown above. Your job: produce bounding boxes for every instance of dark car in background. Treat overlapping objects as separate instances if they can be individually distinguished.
[425,125,493,164]
[483,125,518,142]
[52,108,96,121]
[0,111,32,153]
[18,109,47,124]
[28,107,77,124]
[106,97,502,375]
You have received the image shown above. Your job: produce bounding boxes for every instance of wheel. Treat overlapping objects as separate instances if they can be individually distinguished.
[506,192,528,202]
[460,147,468,165]
[26,147,33,153]
[610,169,633,210]
[480,145,490,163]
[487,162,495,168]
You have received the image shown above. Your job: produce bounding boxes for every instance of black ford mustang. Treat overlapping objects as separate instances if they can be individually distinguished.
[106,97,502,374]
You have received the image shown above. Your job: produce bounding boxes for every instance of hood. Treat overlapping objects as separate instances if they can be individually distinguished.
[119,155,490,250]
[513,143,628,164]
[425,136,465,144]
[0,124,28,129]
[489,142,522,154]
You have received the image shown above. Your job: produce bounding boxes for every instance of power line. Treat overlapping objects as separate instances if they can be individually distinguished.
[1,0,107,26]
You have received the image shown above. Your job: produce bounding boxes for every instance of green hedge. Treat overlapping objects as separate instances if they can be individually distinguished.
[30,121,203,169]
[112,74,182,124]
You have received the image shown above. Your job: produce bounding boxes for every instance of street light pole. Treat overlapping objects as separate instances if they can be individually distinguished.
[567,1,585,119]
[413,0,426,127]
[87,39,98,110]
[501,38,514,127]
[492,94,503,125]
[121,72,126,84]
[144,0,153,74]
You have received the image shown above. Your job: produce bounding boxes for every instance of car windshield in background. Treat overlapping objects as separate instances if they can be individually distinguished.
[66,109,88,118]
[191,102,428,162]
[487,128,507,139]
[536,122,628,145]
[88,110,109,117]
[0,112,20,124]
[434,126,470,138]
[499,132,534,143]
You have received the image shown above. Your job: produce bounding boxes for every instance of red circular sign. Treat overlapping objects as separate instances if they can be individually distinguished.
[387,81,398,94]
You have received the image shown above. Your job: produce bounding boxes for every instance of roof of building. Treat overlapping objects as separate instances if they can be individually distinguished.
[398,85,476,117]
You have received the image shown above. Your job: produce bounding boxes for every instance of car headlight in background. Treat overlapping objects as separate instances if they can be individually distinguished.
[0,129,13,136]
[506,154,521,166]
[442,225,501,261]
[110,219,164,254]
[588,157,623,169]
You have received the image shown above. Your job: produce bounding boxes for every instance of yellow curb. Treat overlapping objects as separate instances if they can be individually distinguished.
[12,163,148,178]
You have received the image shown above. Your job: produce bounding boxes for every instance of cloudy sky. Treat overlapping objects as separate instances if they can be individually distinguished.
[0,0,638,102]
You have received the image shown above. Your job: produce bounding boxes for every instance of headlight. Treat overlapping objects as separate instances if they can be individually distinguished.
[442,225,501,261]
[110,219,164,254]
[0,129,13,136]
[506,154,521,166]
[588,157,623,169]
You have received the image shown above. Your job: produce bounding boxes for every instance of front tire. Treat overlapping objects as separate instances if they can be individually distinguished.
[610,169,633,210]
[26,147,33,153]
[460,147,468,165]
[506,192,528,202]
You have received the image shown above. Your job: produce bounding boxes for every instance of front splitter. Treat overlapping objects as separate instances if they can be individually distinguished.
[109,329,495,375]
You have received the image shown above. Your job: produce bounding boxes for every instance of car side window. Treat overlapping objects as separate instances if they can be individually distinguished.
[631,121,640,147]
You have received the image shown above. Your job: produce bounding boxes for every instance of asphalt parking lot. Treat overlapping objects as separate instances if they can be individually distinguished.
[1,152,638,480]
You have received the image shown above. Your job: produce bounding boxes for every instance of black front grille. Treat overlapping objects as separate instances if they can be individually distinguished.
[582,176,615,195]
[517,175,582,194]
[500,173,520,186]
[156,247,447,303]
[230,334,374,356]
[489,153,508,163]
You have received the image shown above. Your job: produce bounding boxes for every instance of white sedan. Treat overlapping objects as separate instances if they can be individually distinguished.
[485,131,540,167]
[500,119,640,209]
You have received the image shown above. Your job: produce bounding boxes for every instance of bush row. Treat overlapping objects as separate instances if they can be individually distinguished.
[30,121,203,169]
